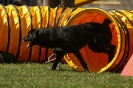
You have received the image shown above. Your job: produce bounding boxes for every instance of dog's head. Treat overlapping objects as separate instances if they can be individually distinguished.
[23,29,39,47]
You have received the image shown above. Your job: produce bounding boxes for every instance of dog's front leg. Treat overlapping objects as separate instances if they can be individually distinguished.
[73,51,89,72]
[51,51,65,70]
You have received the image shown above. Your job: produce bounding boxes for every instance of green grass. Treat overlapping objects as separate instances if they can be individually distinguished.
[0,63,133,88]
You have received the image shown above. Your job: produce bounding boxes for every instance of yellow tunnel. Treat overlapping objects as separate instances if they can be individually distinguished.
[0,4,133,73]
[65,8,133,73]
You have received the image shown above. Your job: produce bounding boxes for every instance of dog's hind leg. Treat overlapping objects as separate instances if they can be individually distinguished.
[51,51,65,70]
[73,51,89,72]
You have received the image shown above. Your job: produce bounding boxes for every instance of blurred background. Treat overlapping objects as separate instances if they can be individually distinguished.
[0,0,133,10]
[79,0,133,10]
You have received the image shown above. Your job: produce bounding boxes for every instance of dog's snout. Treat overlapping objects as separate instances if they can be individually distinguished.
[22,38,25,41]
[22,36,30,42]
[22,37,27,42]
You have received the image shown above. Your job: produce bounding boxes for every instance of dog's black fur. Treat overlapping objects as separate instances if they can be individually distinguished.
[23,22,116,72]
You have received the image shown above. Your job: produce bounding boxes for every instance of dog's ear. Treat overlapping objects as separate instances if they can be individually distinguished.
[28,29,39,39]
[35,30,39,38]
[28,29,36,34]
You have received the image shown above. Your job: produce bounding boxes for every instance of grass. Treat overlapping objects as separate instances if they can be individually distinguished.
[0,63,133,88]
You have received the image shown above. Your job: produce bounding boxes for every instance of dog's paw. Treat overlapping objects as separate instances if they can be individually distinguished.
[50,67,56,71]
[84,68,90,72]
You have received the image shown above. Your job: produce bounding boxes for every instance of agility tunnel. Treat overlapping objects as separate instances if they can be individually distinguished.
[0,4,133,73]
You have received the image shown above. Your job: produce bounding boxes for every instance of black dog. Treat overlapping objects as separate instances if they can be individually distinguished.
[23,22,116,72]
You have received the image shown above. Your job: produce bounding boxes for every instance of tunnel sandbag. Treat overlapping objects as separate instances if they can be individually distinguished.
[64,8,132,73]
